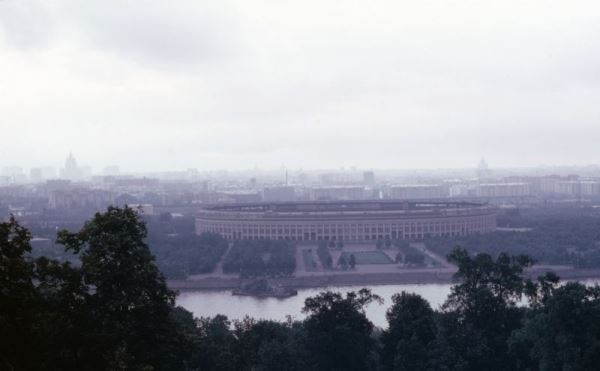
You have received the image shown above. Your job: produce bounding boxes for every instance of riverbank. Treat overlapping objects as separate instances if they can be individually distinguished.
[169,271,453,290]
[168,266,600,291]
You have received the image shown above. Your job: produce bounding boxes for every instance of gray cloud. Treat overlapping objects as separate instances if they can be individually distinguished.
[0,0,54,48]
[1,0,600,171]
[62,1,239,68]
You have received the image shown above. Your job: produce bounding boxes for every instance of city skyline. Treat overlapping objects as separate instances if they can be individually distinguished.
[4,152,600,177]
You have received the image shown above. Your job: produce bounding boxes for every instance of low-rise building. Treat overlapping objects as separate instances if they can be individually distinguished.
[476,183,531,198]
[311,186,365,201]
[389,185,445,199]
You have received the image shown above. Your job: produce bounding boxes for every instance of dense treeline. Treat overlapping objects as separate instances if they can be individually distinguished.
[144,214,229,279]
[426,232,570,266]
[393,240,427,266]
[147,231,228,279]
[25,212,229,280]
[222,239,296,277]
[3,207,600,370]
[427,205,600,267]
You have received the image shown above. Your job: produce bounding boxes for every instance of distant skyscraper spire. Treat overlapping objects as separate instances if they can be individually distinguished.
[476,157,491,180]
[60,152,82,180]
[65,152,78,170]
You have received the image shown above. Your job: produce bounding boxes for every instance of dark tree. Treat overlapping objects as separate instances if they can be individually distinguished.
[445,247,533,310]
[195,315,238,371]
[0,216,38,370]
[232,317,308,371]
[317,242,333,269]
[302,289,382,371]
[432,247,534,371]
[510,282,600,371]
[57,206,183,370]
[33,256,89,370]
[404,252,425,266]
[1,216,90,370]
[380,292,436,371]
[337,254,349,270]
[349,254,356,270]
[326,255,333,268]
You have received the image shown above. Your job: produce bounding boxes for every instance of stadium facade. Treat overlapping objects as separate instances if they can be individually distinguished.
[195,200,496,242]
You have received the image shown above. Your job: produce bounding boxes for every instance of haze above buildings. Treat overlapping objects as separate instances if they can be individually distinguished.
[2,0,600,171]
[3,153,600,216]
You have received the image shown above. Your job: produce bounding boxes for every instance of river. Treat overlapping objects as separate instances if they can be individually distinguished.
[177,279,600,328]
[177,284,453,328]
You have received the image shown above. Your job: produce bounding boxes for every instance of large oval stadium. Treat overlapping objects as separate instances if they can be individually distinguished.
[195,200,496,242]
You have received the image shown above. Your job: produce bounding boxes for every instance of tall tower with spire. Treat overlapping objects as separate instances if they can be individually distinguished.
[476,157,492,180]
[65,153,77,170]
[60,153,82,180]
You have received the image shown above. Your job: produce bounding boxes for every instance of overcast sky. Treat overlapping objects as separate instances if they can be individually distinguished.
[1,0,599,172]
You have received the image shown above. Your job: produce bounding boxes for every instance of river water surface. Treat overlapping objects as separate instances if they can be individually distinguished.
[177,284,453,328]
[177,279,600,328]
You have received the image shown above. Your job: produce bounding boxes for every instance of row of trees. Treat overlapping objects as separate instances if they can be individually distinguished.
[222,239,296,277]
[3,207,600,370]
[317,241,334,268]
[337,253,357,270]
[394,243,426,266]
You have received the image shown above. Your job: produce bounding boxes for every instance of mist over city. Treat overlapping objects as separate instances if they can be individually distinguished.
[3,1,600,371]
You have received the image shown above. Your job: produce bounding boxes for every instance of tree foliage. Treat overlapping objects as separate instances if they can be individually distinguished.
[302,289,383,371]
[432,248,534,371]
[380,292,436,371]
[316,241,333,269]
[0,216,38,370]
[510,282,600,370]
[5,209,600,371]
[56,206,183,370]
[427,206,600,267]
[148,232,228,279]
[222,239,295,277]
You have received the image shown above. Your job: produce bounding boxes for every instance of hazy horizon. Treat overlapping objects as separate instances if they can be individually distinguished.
[4,156,600,176]
[2,0,599,171]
